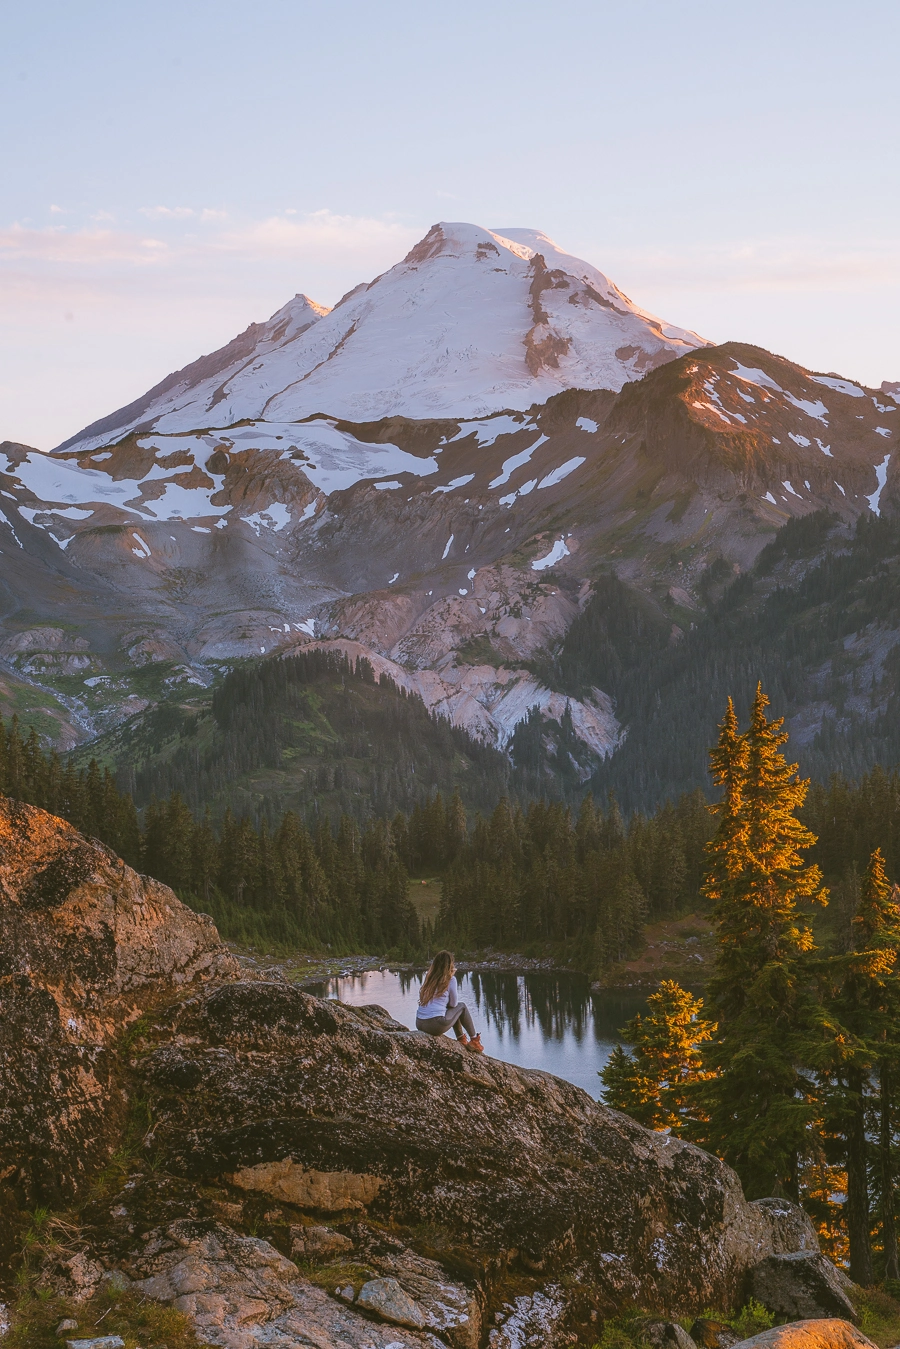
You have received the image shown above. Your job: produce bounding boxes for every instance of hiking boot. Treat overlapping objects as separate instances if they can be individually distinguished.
[455,1032,470,1046]
[466,1033,485,1054]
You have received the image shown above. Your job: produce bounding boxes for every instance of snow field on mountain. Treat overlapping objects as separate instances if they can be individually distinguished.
[59,222,709,454]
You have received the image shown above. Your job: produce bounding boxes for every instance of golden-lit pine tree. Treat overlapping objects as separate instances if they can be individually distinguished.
[698,685,828,1199]
[601,979,715,1131]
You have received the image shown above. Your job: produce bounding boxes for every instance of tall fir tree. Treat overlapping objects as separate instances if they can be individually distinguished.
[698,686,828,1199]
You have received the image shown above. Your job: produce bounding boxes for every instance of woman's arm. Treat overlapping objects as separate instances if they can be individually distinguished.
[446,976,458,1009]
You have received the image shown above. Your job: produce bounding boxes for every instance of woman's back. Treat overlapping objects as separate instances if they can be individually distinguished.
[418,973,458,1020]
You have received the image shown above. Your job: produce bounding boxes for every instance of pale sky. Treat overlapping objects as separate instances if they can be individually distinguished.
[2,0,898,449]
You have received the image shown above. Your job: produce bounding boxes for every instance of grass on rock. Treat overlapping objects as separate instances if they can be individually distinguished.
[6,1287,202,1349]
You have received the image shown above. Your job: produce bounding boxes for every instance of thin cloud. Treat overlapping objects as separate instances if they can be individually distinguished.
[0,209,418,271]
[0,223,169,265]
[0,211,426,329]
[604,238,900,294]
[215,209,419,259]
[139,205,196,219]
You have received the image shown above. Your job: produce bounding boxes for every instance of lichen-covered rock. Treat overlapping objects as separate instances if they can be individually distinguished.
[49,1251,107,1304]
[289,1223,354,1259]
[127,1219,444,1349]
[0,798,237,1211]
[356,1240,481,1349]
[357,1275,427,1328]
[227,1156,383,1210]
[751,1200,820,1255]
[748,1254,859,1325]
[487,1287,569,1348]
[731,1322,876,1349]
[66,1338,125,1349]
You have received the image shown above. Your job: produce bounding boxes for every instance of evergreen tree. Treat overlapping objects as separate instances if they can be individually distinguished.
[853,850,900,1279]
[445,789,467,862]
[601,980,714,1131]
[699,686,828,1199]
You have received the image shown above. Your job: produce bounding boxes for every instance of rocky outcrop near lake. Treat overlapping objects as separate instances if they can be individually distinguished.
[0,798,866,1346]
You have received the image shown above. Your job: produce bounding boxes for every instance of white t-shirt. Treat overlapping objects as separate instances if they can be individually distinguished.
[417,974,459,1020]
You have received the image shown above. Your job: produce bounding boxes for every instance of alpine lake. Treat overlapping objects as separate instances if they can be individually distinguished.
[304,968,649,1098]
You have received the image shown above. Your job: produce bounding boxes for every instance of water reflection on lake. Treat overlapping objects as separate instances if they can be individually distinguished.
[305,968,648,1099]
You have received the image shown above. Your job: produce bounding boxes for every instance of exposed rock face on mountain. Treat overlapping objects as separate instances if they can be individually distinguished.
[2,802,838,1346]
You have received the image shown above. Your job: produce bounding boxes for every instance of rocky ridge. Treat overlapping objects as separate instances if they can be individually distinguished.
[0,798,866,1347]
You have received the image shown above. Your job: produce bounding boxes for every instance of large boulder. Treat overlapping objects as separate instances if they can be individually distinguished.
[0,797,237,1211]
[638,1319,700,1349]
[692,1319,742,1349]
[139,976,819,1314]
[731,1322,875,1349]
[748,1253,859,1325]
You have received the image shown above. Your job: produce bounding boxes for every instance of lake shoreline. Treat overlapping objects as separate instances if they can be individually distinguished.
[227,910,715,992]
[228,945,590,986]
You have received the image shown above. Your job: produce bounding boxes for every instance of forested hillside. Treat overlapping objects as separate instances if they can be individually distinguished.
[561,512,900,811]
[55,510,900,825]
[82,648,513,823]
[9,701,900,976]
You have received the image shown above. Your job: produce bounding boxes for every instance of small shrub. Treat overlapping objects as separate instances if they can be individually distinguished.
[730,1298,775,1339]
[592,1328,640,1349]
[589,1310,646,1349]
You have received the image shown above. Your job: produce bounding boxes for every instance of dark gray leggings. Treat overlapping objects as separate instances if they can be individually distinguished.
[416,1001,476,1040]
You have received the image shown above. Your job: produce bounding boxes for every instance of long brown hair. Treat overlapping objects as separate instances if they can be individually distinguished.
[419,950,455,1006]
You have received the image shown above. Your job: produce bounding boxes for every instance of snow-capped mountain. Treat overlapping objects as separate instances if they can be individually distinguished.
[3,334,898,761]
[58,222,707,454]
[2,219,898,772]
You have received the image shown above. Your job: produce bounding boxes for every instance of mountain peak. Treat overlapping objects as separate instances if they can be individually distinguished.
[402,221,536,265]
[59,222,708,453]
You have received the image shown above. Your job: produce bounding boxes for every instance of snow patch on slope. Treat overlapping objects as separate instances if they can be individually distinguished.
[811,375,866,398]
[532,538,570,570]
[867,454,891,516]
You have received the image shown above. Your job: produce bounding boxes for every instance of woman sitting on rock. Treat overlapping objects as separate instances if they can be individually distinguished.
[415,950,484,1053]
